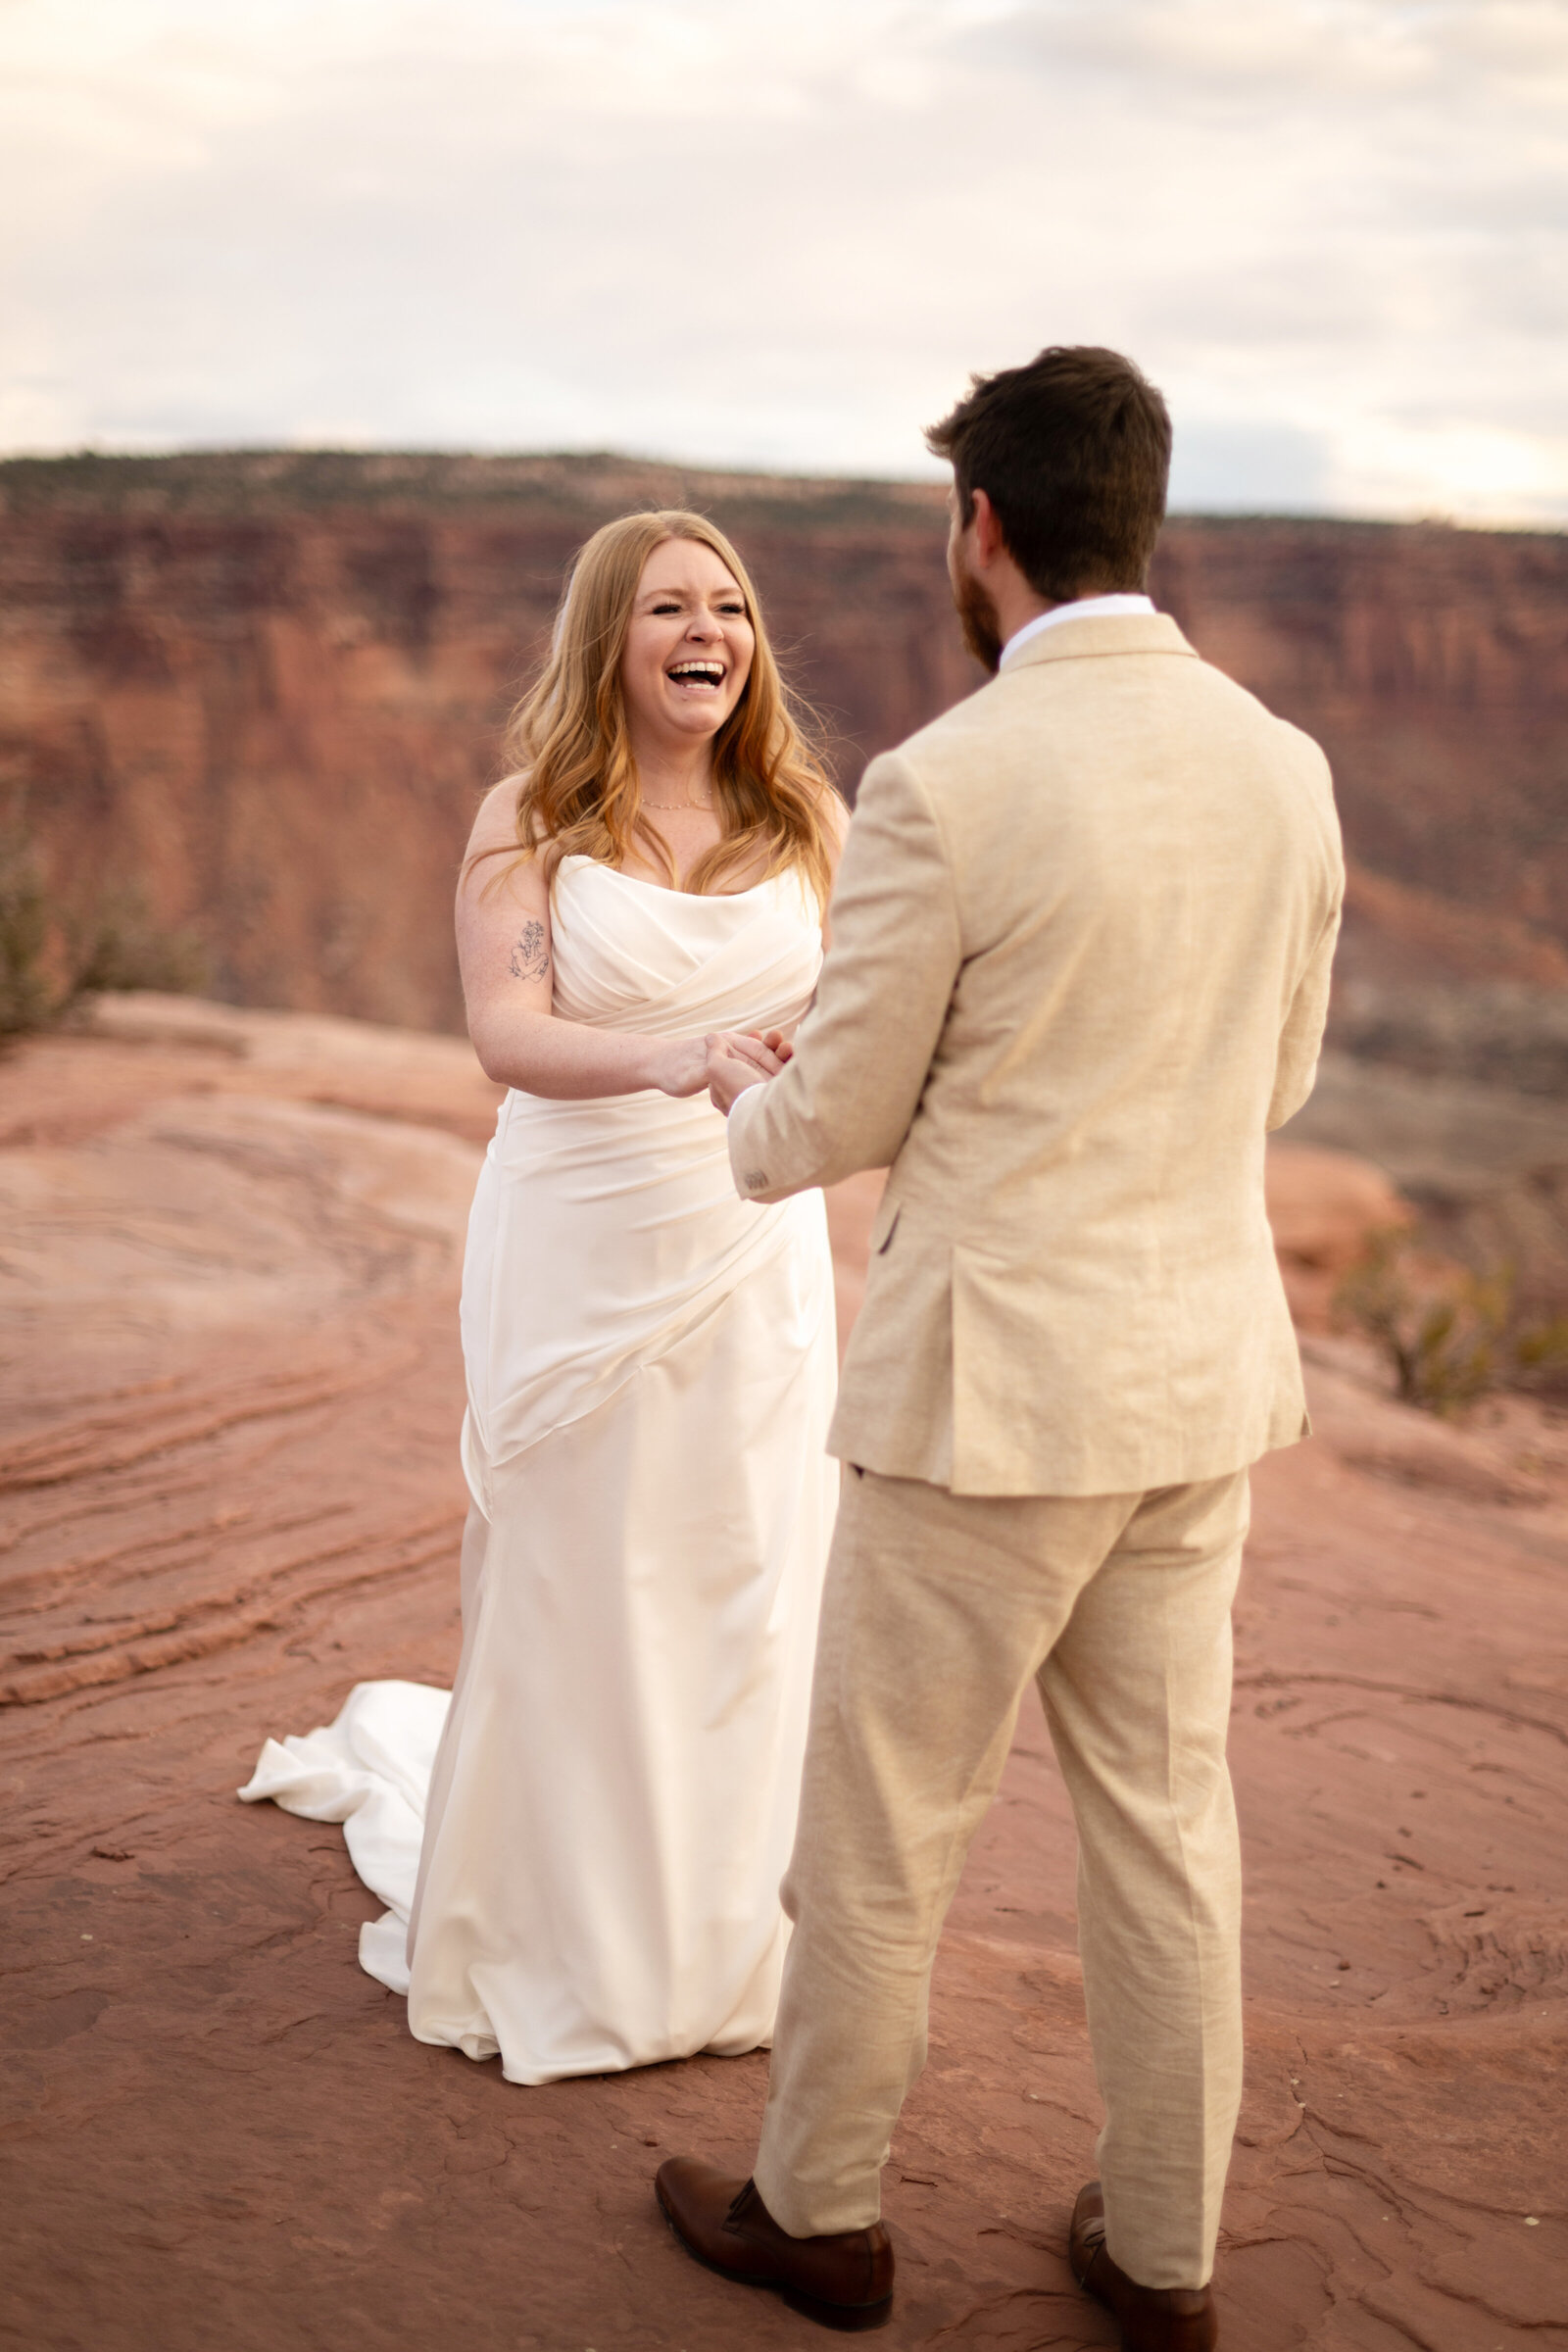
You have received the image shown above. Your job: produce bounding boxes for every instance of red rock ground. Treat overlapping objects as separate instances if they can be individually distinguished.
[2,998,1564,2351]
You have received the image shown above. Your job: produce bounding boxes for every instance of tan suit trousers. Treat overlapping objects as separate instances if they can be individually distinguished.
[753,1462,1250,2292]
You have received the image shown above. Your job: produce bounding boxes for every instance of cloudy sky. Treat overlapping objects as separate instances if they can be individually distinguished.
[3,0,1565,517]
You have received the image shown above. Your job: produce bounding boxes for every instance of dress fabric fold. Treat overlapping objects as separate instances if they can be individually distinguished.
[241,858,839,2083]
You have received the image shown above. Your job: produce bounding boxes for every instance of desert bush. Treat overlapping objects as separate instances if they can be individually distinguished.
[0,827,63,1036]
[72,886,208,998]
[1515,1313,1568,1388]
[0,821,205,1038]
[1334,1227,1568,1410]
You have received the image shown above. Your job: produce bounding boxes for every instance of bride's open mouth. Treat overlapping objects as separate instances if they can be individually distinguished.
[667,660,726,695]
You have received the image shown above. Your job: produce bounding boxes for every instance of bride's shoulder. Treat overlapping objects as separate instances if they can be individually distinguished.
[459,778,556,918]
[467,774,526,851]
[466,774,561,867]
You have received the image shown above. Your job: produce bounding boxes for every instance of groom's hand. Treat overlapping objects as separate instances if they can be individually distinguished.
[705,1030,783,1115]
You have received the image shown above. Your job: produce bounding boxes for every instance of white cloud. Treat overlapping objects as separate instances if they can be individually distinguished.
[0,0,1564,517]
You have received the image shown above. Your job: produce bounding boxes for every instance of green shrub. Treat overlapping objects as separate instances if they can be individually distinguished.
[0,827,62,1037]
[0,822,206,1039]
[1514,1314,1568,1387]
[1334,1228,1568,1410]
[72,887,208,998]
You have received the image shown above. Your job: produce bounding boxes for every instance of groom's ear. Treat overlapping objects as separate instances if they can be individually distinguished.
[967,487,1007,568]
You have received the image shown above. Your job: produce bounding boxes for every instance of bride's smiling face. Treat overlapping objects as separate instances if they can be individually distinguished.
[619,540,756,750]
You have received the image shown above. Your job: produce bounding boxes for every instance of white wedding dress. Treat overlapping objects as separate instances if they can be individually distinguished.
[241,857,839,2082]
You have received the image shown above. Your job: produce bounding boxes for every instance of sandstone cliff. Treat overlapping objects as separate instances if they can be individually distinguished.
[3,452,1564,1034]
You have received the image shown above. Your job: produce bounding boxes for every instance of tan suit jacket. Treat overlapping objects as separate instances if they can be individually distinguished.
[728,612,1344,1496]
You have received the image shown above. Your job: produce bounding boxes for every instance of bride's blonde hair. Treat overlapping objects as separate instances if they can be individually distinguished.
[487,510,838,906]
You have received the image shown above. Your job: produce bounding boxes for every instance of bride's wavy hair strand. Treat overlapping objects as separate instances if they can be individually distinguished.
[480,510,837,908]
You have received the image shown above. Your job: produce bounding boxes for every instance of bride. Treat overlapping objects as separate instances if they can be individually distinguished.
[242,511,846,2084]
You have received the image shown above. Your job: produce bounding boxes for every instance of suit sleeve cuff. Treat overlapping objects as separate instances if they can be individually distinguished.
[725,1081,786,1202]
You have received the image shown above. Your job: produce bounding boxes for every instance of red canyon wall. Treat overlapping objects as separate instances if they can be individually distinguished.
[2,451,1564,1030]
[1153,519,1568,990]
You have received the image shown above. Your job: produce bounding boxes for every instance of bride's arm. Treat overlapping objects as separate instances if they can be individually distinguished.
[457,785,713,1101]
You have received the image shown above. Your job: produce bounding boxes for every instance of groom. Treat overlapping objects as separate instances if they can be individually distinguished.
[659,346,1343,2350]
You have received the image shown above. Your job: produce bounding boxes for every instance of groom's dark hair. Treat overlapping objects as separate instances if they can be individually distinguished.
[926,346,1171,599]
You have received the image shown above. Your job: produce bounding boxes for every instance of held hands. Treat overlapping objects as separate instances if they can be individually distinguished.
[647,1029,793,1104]
[706,1028,794,1116]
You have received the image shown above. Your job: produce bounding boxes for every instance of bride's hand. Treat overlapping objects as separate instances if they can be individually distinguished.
[646,1036,713,1098]
[649,1032,783,1100]
[723,1030,787,1078]
[705,1030,784,1114]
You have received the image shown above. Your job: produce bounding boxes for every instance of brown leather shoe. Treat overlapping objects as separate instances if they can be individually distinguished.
[655,2156,894,2331]
[1069,2181,1218,2351]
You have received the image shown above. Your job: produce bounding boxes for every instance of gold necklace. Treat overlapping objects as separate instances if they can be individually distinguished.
[641,795,712,812]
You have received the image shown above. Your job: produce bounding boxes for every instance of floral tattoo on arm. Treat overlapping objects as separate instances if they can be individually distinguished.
[509,918,551,984]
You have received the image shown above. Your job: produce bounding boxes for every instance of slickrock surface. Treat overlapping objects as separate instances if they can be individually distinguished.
[2,999,1564,2351]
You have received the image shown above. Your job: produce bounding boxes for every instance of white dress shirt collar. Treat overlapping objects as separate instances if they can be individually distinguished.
[999,593,1155,671]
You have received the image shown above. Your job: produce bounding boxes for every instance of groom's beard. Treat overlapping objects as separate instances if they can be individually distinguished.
[951,555,1004,675]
